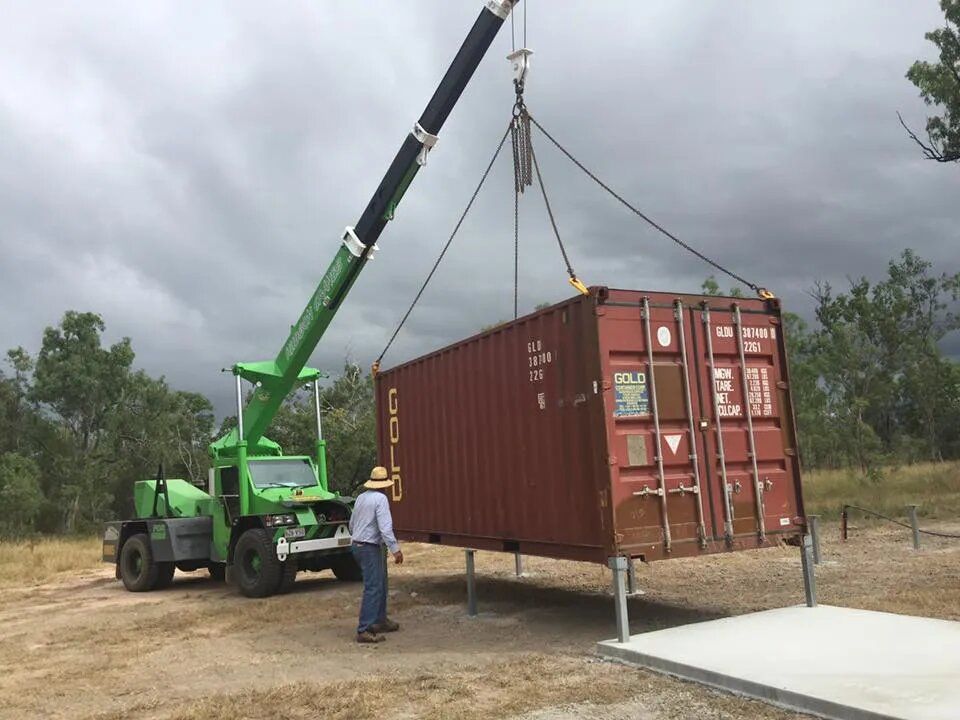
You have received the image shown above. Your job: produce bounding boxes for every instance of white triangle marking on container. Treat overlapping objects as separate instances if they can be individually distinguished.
[664,434,682,455]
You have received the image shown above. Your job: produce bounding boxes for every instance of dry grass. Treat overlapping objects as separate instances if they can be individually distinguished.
[0,535,101,588]
[165,654,803,720]
[803,460,960,521]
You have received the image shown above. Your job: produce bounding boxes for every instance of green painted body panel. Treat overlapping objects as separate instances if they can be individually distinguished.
[129,458,345,564]
[133,478,215,519]
[206,454,340,560]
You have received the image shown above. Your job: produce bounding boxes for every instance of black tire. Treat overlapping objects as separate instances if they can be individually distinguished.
[154,562,176,589]
[119,533,160,592]
[233,529,282,598]
[208,563,226,581]
[331,553,363,582]
[276,558,298,594]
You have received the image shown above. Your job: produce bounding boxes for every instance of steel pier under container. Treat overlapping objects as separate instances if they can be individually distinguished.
[375,287,805,565]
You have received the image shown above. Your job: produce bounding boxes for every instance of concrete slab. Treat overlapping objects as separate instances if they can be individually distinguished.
[597,605,960,720]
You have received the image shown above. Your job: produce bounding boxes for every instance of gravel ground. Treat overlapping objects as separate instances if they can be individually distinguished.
[0,520,956,719]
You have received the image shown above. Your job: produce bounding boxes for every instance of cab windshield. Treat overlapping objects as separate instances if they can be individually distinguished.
[248,459,317,490]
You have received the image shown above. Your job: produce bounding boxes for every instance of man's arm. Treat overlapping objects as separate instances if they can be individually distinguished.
[375,494,403,563]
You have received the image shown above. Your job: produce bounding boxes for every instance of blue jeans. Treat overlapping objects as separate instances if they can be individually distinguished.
[352,543,387,633]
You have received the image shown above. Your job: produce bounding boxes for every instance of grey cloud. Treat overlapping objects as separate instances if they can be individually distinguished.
[0,1,956,417]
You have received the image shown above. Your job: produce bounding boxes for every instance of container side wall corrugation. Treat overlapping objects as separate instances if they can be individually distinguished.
[376,287,804,566]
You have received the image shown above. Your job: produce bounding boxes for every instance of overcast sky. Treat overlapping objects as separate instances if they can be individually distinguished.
[1,1,957,415]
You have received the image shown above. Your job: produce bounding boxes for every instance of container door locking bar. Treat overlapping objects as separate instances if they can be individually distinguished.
[733,304,766,541]
[702,305,735,544]
[674,300,708,547]
[641,297,672,552]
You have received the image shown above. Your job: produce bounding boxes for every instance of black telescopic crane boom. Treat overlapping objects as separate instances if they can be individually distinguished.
[216,0,519,458]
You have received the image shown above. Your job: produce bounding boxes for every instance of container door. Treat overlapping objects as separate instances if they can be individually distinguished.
[691,302,803,543]
[600,298,712,559]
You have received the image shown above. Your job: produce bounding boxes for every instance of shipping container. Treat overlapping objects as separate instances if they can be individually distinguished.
[375,287,805,566]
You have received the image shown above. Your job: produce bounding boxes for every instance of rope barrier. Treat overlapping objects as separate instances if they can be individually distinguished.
[841,504,960,540]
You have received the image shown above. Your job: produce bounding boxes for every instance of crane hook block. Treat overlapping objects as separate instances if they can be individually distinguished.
[507,48,533,88]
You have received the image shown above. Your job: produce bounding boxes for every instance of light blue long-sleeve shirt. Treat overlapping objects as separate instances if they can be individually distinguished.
[348,490,399,553]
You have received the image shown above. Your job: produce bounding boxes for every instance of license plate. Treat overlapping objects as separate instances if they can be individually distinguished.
[337,537,351,546]
[284,527,306,539]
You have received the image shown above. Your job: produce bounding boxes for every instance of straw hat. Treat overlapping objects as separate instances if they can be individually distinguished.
[363,466,395,490]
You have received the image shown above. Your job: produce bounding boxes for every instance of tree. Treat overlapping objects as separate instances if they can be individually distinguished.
[32,312,134,453]
[902,0,960,162]
[701,275,745,298]
[30,312,134,531]
[105,373,215,515]
[782,312,836,468]
[0,452,44,536]
[811,250,960,468]
[0,348,42,456]
[319,364,378,495]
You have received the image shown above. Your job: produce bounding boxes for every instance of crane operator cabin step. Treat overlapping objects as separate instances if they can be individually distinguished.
[375,287,805,564]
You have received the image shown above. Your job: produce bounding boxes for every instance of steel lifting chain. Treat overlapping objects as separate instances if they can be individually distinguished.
[527,115,773,300]
[511,79,532,318]
[374,122,514,374]
[512,72,587,300]
[511,87,533,194]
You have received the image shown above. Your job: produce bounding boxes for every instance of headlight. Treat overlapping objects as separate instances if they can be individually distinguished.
[265,514,297,527]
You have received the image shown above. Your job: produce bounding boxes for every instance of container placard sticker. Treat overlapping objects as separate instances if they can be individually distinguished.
[613,370,650,417]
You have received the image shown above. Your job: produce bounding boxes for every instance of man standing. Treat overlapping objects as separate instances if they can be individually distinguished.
[348,466,404,643]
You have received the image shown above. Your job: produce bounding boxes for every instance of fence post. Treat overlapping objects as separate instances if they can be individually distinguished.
[808,515,821,565]
[907,505,921,551]
[841,505,848,542]
[514,551,524,577]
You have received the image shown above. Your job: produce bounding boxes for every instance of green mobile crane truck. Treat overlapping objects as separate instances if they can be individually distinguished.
[101,0,520,598]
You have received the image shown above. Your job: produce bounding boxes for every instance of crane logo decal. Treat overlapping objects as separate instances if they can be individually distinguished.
[388,388,402,501]
[282,255,348,362]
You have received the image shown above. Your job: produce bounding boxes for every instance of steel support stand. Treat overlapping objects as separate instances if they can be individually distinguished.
[907,505,921,550]
[608,556,630,643]
[514,551,524,577]
[801,534,817,608]
[465,549,477,616]
[626,556,638,595]
[808,515,822,565]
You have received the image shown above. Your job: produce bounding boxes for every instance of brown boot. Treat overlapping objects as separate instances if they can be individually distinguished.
[356,630,385,644]
[371,618,399,633]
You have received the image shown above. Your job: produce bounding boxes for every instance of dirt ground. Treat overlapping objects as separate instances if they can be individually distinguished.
[1,521,957,720]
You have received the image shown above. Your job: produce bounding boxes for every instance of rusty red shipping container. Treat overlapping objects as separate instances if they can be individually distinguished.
[375,287,805,565]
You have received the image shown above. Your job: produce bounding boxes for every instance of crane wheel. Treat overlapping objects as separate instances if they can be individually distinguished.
[119,533,160,592]
[233,528,282,598]
[154,562,176,589]
[330,553,363,582]
[207,563,226,581]
[276,558,298,594]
